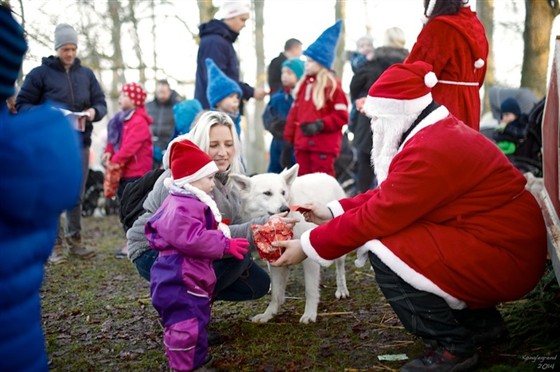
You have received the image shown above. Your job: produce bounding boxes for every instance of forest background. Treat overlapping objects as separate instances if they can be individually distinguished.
[7,0,560,174]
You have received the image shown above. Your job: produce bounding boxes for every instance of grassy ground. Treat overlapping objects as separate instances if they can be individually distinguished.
[42,214,560,371]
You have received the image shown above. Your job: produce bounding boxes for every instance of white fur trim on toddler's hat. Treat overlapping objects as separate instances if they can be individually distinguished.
[215,0,251,20]
[169,139,218,184]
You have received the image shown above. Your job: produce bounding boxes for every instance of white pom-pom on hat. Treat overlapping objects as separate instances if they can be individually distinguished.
[474,58,485,69]
[424,71,438,88]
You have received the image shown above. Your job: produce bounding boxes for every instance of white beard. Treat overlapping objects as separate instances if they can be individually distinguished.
[370,114,417,184]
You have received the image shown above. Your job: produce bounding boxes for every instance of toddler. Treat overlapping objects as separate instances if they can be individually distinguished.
[262,57,304,172]
[102,82,153,200]
[146,139,249,371]
[493,97,528,155]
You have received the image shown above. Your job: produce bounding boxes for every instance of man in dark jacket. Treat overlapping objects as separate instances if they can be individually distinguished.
[194,0,266,110]
[349,27,409,193]
[145,79,182,169]
[16,23,107,264]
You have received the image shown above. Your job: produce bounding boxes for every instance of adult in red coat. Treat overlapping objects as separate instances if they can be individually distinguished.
[406,0,488,131]
[273,62,547,371]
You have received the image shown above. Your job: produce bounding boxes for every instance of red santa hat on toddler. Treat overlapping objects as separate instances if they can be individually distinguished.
[363,61,438,118]
[169,139,218,185]
[121,82,147,108]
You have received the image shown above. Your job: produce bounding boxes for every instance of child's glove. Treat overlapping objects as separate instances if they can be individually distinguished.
[225,238,250,260]
[280,142,294,169]
[300,119,324,136]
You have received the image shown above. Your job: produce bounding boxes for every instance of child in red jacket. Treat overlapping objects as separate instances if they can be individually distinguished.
[103,82,153,200]
[282,20,349,177]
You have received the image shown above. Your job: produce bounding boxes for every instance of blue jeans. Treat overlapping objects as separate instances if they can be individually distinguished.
[134,249,270,302]
[368,252,475,356]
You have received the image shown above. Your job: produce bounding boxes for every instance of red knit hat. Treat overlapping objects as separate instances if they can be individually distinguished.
[121,82,147,107]
[169,139,218,183]
[363,61,438,116]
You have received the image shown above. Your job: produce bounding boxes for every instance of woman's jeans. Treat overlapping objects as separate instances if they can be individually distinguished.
[368,252,475,356]
[134,249,270,302]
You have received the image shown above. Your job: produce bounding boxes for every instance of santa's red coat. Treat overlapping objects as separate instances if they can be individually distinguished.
[302,110,547,309]
[406,6,488,131]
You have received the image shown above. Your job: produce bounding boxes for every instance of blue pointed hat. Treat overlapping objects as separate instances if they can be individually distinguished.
[0,6,28,101]
[205,58,243,108]
[303,20,342,70]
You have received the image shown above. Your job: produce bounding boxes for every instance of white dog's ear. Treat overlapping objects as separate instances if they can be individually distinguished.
[281,164,299,186]
[229,173,252,195]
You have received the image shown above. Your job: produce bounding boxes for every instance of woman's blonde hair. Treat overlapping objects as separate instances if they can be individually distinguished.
[384,27,406,49]
[293,65,338,110]
[188,110,245,175]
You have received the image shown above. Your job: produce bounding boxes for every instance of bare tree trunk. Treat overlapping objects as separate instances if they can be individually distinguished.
[108,1,125,104]
[522,0,560,98]
[128,0,146,85]
[150,0,158,81]
[477,0,494,115]
[17,0,25,87]
[197,0,215,24]
[245,0,267,174]
[334,1,347,79]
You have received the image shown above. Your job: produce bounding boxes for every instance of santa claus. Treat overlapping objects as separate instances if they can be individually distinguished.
[272,61,547,371]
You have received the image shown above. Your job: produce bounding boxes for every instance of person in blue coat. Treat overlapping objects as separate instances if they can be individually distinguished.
[15,22,107,264]
[194,0,266,110]
[0,5,82,371]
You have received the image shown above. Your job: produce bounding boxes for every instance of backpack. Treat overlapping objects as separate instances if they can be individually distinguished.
[119,168,165,232]
[509,96,545,177]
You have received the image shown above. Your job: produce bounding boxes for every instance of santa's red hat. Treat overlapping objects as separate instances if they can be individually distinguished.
[169,139,218,184]
[363,61,438,117]
[121,82,147,107]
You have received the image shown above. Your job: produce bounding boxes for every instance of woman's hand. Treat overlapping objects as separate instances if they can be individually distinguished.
[270,211,299,229]
[300,202,333,226]
[270,239,307,266]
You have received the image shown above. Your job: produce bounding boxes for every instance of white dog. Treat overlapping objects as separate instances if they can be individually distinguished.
[230,164,349,323]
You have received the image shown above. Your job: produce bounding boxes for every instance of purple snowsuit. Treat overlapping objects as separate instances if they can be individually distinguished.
[146,190,229,371]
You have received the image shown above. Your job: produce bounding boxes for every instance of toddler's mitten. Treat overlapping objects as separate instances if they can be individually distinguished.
[225,238,250,260]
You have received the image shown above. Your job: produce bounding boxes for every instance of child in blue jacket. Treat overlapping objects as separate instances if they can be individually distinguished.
[262,58,304,173]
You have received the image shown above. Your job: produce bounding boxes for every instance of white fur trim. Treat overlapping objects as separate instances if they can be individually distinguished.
[361,239,466,309]
[364,93,432,117]
[474,58,485,69]
[424,72,438,88]
[174,161,219,185]
[300,229,334,267]
[326,200,344,217]
[426,0,436,17]
[398,106,449,151]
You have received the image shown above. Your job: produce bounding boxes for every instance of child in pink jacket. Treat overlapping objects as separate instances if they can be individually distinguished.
[103,82,153,201]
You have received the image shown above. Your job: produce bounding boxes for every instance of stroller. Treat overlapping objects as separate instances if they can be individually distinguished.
[82,168,120,216]
[487,89,544,177]
[82,168,104,216]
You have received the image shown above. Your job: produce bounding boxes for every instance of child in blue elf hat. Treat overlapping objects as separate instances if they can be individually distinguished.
[263,58,304,173]
[205,58,243,136]
[493,97,528,155]
[282,20,349,177]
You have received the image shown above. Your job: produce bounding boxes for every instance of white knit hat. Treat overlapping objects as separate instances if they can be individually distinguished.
[215,0,251,20]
